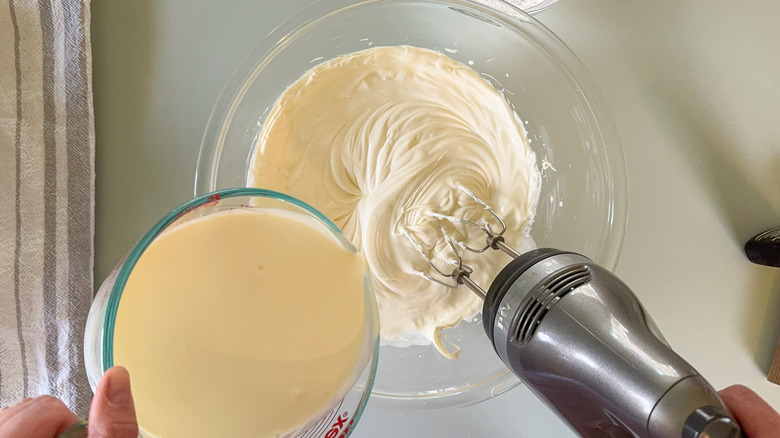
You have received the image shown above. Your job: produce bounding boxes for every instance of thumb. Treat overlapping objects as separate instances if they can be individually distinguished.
[88,366,139,438]
[718,384,780,438]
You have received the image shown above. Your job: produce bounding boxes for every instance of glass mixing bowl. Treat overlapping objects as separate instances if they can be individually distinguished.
[84,188,380,437]
[196,0,627,411]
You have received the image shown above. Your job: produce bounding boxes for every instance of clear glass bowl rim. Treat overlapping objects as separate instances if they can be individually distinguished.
[194,0,627,272]
[196,0,569,196]
[194,0,628,410]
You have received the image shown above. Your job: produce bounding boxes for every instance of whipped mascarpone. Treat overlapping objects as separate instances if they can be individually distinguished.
[249,46,540,358]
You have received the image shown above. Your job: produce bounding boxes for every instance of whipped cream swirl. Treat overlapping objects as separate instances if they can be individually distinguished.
[249,46,540,358]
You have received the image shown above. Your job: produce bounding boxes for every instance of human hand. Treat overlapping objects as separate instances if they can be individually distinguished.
[718,384,780,438]
[0,366,138,438]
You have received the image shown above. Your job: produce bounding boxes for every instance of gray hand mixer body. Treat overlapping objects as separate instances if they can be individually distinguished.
[408,188,742,437]
[480,248,741,438]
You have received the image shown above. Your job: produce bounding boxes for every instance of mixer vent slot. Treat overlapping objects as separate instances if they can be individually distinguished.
[514,264,593,344]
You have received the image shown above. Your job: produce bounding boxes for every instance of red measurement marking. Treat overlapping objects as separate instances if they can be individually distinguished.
[202,193,221,207]
[324,412,351,438]
[173,193,223,220]
[338,419,355,438]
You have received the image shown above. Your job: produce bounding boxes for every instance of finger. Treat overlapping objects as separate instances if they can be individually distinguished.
[0,397,34,426]
[718,385,780,438]
[0,395,78,438]
[88,366,139,438]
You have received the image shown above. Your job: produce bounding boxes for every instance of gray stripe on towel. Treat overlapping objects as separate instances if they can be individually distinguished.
[9,0,30,398]
[38,0,61,398]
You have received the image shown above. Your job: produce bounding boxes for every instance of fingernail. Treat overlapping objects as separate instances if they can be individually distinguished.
[107,366,133,407]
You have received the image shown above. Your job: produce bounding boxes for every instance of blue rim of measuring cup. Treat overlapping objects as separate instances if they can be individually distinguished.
[100,187,345,372]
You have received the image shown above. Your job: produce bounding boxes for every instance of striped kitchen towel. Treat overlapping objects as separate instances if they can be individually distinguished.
[0,0,94,416]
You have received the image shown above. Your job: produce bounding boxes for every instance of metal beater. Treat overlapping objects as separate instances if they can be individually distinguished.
[407,187,742,438]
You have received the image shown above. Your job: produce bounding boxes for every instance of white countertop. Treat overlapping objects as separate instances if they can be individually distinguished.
[92,0,780,436]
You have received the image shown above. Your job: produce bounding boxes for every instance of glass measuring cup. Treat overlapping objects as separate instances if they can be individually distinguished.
[84,188,380,437]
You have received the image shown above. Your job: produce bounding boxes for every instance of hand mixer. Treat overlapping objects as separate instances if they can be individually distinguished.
[408,187,742,438]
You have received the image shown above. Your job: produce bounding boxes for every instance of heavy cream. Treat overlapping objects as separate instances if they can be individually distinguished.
[249,46,540,358]
[113,208,368,437]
